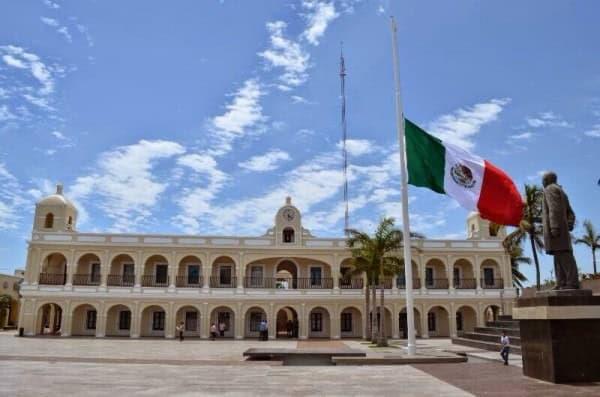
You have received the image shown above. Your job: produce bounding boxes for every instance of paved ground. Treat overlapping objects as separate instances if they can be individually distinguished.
[1,331,598,396]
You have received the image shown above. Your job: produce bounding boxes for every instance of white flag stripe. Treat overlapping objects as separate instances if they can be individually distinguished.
[443,142,485,211]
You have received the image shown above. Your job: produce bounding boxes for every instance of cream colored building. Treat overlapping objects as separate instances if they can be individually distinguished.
[18,185,515,339]
[0,271,23,328]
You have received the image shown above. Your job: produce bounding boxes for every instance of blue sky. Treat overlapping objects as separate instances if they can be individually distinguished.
[1,1,599,285]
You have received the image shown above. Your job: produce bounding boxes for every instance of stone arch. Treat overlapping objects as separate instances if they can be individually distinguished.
[452,258,475,288]
[44,212,54,228]
[340,306,363,338]
[424,258,448,289]
[70,303,99,336]
[143,254,170,287]
[244,306,267,338]
[455,305,478,333]
[176,255,203,287]
[308,306,331,338]
[426,305,450,337]
[368,306,393,338]
[108,253,136,286]
[35,302,64,335]
[39,253,67,285]
[275,259,299,289]
[480,258,502,288]
[398,259,420,289]
[210,305,236,338]
[175,305,201,337]
[140,304,168,337]
[399,306,422,338]
[74,253,102,285]
[105,303,133,337]
[483,304,501,323]
[275,305,299,338]
[211,256,237,288]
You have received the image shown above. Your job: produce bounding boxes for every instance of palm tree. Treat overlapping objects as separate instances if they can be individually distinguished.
[504,184,544,289]
[346,217,422,347]
[343,254,377,340]
[575,220,600,274]
[505,241,530,288]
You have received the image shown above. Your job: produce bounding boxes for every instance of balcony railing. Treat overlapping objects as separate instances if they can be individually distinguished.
[210,276,237,288]
[425,279,450,289]
[176,275,203,288]
[72,274,101,286]
[240,277,333,289]
[107,274,135,287]
[142,275,169,287]
[454,278,476,289]
[39,273,66,285]
[481,278,504,289]
[339,278,364,289]
[244,277,277,288]
[297,278,333,289]
[397,278,421,289]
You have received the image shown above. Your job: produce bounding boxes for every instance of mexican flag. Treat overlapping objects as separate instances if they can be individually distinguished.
[405,119,523,226]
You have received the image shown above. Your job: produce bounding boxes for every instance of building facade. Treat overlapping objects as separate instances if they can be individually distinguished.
[18,185,516,339]
[0,270,23,329]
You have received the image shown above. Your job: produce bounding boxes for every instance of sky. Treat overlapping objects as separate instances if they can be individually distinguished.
[0,1,599,285]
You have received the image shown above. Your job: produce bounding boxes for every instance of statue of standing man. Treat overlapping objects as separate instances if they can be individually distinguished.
[541,171,579,289]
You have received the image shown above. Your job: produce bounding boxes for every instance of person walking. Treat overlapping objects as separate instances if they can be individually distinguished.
[210,323,218,341]
[219,321,226,337]
[259,319,268,341]
[176,321,184,342]
[500,331,510,365]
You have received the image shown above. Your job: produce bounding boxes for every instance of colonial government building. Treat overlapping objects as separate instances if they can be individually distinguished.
[18,185,516,340]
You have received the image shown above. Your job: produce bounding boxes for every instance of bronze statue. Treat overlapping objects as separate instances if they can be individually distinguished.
[541,171,579,289]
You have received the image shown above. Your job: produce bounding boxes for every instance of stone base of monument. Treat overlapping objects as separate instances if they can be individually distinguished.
[513,289,600,383]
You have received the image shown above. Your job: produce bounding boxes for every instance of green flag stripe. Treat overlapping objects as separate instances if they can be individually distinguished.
[405,119,446,194]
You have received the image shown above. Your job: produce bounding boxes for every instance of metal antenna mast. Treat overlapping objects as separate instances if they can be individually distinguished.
[340,43,349,235]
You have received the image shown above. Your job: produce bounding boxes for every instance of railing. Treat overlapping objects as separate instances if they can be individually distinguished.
[72,274,101,286]
[142,275,169,287]
[381,278,394,289]
[107,274,135,287]
[425,279,450,289]
[209,276,237,288]
[339,278,364,289]
[38,273,66,285]
[397,278,421,289]
[481,278,504,289]
[296,278,333,289]
[175,275,203,288]
[244,277,277,288]
[454,278,477,289]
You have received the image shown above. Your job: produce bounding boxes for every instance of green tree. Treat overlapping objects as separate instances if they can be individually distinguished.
[505,241,530,288]
[346,217,422,347]
[575,220,600,274]
[504,184,544,290]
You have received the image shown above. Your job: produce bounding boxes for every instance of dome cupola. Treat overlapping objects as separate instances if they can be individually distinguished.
[33,183,78,232]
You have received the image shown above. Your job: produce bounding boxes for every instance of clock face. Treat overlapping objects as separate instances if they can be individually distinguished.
[282,208,295,222]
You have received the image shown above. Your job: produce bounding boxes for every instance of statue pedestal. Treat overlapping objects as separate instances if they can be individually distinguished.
[513,290,600,383]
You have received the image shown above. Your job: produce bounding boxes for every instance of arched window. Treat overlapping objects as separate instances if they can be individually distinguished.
[44,213,54,229]
[282,228,295,243]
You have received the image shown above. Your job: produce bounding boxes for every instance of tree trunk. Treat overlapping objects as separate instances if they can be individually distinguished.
[371,281,377,344]
[529,232,541,290]
[377,272,388,347]
[593,248,597,274]
[365,275,371,340]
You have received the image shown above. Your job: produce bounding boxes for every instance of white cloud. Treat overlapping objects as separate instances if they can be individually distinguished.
[76,24,94,47]
[377,5,385,14]
[209,78,267,155]
[427,98,510,151]
[43,0,60,9]
[526,111,572,128]
[239,149,291,172]
[1,45,55,96]
[508,131,534,140]
[291,95,314,104]
[0,163,27,230]
[337,138,376,156]
[301,1,339,46]
[41,17,72,42]
[0,105,17,121]
[71,140,185,231]
[584,124,600,138]
[51,130,67,140]
[258,21,310,88]
[40,17,59,27]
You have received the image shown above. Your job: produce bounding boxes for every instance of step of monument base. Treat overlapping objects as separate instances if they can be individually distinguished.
[452,337,522,355]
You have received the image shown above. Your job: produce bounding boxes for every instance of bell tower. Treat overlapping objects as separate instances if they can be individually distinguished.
[274,197,302,246]
[33,183,78,232]
[466,211,505,240]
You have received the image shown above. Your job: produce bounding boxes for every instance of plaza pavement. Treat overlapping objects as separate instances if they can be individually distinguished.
[1,331,598,396]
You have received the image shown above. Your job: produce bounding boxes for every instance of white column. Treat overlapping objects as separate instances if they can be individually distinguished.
[235,302,243,339]
[392,303,400,339]
[299,303,307,339]
[130,300,140,338]
[65,249,76,288]
[237,252,245,290]
[61,300,71,337]
[168,251,177,290]
[474,255,482,292]
[447,255,455,293]
[268,303,276,340]
[166,302,175,338]
[95,301,106,337]
[449,302,457,338]
[200,303,209,339]
[134,251,143,290]
[420,304,429,338]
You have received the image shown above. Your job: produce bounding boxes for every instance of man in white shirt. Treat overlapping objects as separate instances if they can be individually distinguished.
[500,331,510,365]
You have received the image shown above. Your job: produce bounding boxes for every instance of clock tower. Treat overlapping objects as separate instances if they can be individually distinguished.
[275,196,302,246]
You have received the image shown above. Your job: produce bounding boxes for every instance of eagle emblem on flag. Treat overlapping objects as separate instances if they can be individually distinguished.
[450,163,476,189]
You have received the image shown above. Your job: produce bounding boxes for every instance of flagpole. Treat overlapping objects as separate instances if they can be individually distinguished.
[390,16,416,356]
